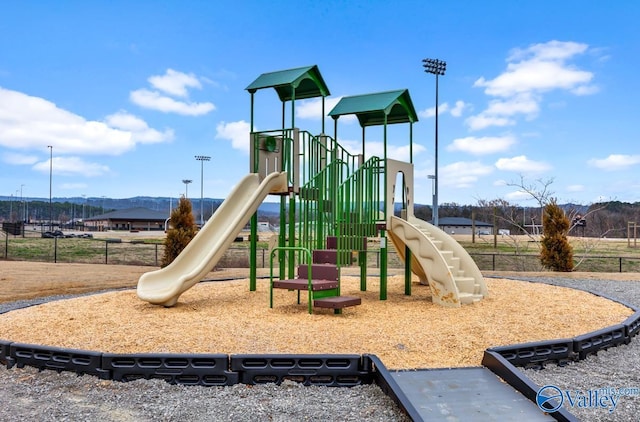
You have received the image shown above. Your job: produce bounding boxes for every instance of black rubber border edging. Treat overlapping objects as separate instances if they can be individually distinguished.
[479,278,640,422]
[2,278,640,421]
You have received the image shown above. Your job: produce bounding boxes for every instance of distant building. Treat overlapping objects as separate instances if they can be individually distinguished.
[432,217,493,235]
[84,207,168,231]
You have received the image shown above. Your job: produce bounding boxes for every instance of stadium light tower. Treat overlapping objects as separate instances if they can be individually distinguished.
[182,179,192,198]
[422,57,446,227]
[195,155,211,226]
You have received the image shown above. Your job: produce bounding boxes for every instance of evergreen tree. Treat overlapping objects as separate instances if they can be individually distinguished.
[161,196,197,267]
[540,200,574,271]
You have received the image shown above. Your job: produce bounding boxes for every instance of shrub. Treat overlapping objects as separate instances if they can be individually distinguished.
[540,200,574,271]
[161,196,197,267]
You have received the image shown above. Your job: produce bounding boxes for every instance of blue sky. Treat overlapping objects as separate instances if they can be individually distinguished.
[1,1,639,207]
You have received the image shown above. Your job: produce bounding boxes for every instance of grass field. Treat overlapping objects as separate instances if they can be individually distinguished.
[2,230,640,272]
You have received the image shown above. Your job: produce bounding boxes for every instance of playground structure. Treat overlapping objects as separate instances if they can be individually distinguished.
[137,65,488,311]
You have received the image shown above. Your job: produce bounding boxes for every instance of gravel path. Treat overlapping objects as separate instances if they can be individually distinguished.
[1,277,639,421]
[511,276,640,422]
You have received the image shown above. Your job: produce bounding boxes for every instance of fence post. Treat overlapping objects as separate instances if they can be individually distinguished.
[54,237,58,263]
[619,257,623,273]
[155,244,158,266]
[4,233,7,259]
[105,241,108,264]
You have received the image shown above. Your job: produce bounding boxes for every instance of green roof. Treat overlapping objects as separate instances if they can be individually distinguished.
[245,65,330,101]
[328,89,418,127]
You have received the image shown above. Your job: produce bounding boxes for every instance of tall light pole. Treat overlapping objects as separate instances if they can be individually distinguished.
[20,184,25,222]
[48,145,53,230]
[195,155,211,227]
[182,179,192,198]
[422,57,446,227]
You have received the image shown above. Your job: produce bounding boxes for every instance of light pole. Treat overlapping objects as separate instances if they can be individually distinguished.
[20,184,24,223]
[48,145,53,230]
[182,179,192,198]
[9,193,13,222]
[428,175,436,223]
[422,57,446,227]
[195,155,211,226]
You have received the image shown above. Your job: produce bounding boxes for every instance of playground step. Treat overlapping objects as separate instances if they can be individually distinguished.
[313,249,352,266]
[458,292,484,305]
[272,279,339,291]
[298,263,338,281]
[313,295,362,309]
[454,276,477,294]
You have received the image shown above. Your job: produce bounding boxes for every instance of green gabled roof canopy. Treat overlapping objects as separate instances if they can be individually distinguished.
[245,65,330,101]
[328,89,418,127]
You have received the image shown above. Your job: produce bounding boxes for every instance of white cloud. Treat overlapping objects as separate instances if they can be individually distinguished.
[32,156,110,177]
[465,114,515,131]
[130,89,215,116]
[495,155,551,173]
[215,120,251,153]
[440,161,494,188]
[447,135,516,155]
[105,111,174,143]
[484,94,540,117]
[474,41,594,97]
[0,87,141,155]
[360,142,426,162]
[588,154,640,171]
[419,101,468,119]
[0,87,175,157]
[130,69,216,116]
[449,100,468,117]
[148,69,202,97]
[468,40,597,131]
[505,190,535,201]
[2,152,38,165]
[297,96,357,123]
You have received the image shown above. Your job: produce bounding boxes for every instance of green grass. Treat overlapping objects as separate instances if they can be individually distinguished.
[3,233,640,272]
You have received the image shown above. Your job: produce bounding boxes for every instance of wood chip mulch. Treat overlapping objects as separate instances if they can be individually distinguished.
[0,274,632,369]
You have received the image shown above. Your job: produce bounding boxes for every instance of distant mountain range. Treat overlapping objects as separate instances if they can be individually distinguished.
[0,195,284,216]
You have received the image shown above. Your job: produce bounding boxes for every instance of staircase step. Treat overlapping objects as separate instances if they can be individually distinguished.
[458,292,483,305]
[454,276,477,294]
[314,295,362,309]
[298,263,338,281]
[313,249,352,265]
[273,279,339,291]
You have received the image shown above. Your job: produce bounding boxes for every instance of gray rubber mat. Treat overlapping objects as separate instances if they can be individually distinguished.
[391,367,556,421]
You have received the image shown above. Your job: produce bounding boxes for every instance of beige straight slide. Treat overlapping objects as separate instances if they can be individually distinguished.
[137,171,288,307]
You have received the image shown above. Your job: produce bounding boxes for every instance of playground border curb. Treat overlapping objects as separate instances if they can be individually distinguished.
[1,283,640,421]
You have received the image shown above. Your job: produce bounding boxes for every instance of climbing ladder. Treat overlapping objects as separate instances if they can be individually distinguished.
[270,240,362,314]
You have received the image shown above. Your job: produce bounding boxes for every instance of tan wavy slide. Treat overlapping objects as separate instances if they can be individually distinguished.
[387,215,488,307]
[137,172,288,307]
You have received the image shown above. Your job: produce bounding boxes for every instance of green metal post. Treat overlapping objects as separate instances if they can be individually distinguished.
[380,229,387,300]
[249,93,258,290]
[288,90,296,279]
[380,115,388,300]
[404,121,413,295]
[404,244,411,295]
[288,194,296,279]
